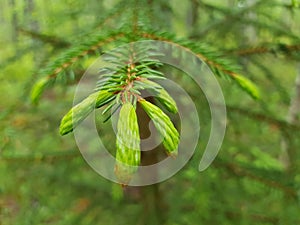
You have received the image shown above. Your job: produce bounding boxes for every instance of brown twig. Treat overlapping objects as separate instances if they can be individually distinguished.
[139,32,240,79]
[46,33,125,79]
[228,44,300,56]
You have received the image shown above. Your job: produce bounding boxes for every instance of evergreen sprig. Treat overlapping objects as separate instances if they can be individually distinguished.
[30,0,264,185]
[139,31,260,99]
[59,44,179,184]
[30,31,125,104]
[31,14,262,104]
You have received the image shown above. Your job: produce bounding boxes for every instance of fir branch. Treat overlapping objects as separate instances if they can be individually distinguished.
[0,150,80,163]
[139,31,260,99]
[193,1,300,42]
[215,158,297,198]
[250,58,290,104]
[229,43,300,57]
[240,18,300,41]
[42,32,125,79]
[18,28,70,47]
[31,32,125,104]
[226,104,300,131]
[194,0,267,38]
[224,210,279,224]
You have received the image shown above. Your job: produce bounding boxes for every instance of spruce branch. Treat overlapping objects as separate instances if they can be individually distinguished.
[194,0,267,38]
[57,43,180,184]
[0,150,80,163]
[215,158,297,198]
[240,18,300,41]
[18,28,70,47]
[250,58,290,104]
[30,32,125,104]
[193,1,300,42]
[227,43,300,57]
[226,105,300,131]
[139,31,260,99]
[225,210,280,224]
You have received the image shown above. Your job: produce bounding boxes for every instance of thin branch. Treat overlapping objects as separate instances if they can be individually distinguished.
[215,158,297,198]
[139,31,260,99]
[228,43,300,56]
[139,32,239,79]
[250,58,290,104]
[45,32,125,79]
[18,27,70,47]
[0,150,80,163]
[226,104,300,131]
[192,0,266,38]
[191,1,300,42]
[225,211,279,224]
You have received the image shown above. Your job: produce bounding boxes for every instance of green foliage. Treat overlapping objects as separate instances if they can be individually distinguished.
[139,99,179,157]
[29,0,263,185]
[140,79,178,113]
[292,0,299,8]
[59,90,114,135]
[233,74,260,99]
[30,2,262,104]
[1,0,300,224]
[139,31,261,99]
[115,102,140,185]
[57,43,180,183]
[30,31,126,104]
[30,77,49,105]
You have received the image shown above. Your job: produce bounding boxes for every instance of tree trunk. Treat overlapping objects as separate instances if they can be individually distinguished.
[124,98,168,225]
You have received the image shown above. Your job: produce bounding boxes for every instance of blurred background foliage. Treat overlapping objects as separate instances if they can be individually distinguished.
[1,0,300,224]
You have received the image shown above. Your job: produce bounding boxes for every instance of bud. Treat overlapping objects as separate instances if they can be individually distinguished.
[139,99,179,157]
[30,77,49,105]
[234,74,260,100]
[115,102,141,185]
[139,79,178,113]
[59,90,114,135]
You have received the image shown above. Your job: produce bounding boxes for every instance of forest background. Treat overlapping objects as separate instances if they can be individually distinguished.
[1,0,300,225]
